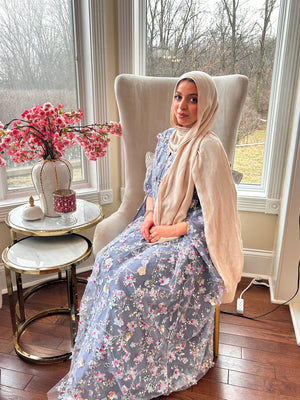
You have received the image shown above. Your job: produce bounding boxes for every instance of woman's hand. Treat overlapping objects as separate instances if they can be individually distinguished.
[141,196,155,242]
[140,196,189,243]
[141,216,154,242]
[149,221,188,243]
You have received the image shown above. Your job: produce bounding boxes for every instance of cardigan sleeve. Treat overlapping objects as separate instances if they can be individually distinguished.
[192,133,244,303]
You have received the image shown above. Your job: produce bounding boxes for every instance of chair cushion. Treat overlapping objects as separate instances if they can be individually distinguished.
[145,151,154,169]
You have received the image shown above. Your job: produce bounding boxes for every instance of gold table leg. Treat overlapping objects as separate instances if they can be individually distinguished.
[4,267,17,333]
[66,264,79,346]
[16,272,25,322]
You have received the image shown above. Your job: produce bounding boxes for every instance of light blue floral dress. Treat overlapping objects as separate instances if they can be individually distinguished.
[57,129,224,400]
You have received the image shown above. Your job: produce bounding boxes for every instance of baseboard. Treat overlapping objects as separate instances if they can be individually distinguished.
[242,248,274,277]
[289,302,300,346]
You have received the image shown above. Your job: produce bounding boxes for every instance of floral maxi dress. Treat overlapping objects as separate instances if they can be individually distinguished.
[57,129,224,400]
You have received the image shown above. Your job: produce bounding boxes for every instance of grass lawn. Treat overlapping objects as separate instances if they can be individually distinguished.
[233,129,266,184]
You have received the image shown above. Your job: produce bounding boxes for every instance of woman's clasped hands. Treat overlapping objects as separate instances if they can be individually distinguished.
[140,211,188,243]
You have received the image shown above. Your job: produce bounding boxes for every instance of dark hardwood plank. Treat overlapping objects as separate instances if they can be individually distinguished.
[242,347,300,369]
[162,389,221,400]
[24,375,63,395]
[215,354,275,379]
[228,370,300,398]
[218,342,242,358]
[194,378,300,400]
[220,331,299,355]
[274,365,300,385]
[1,368,33,390]
[204,366,229,384]
[0,352,70,378]
[0,385,47,400]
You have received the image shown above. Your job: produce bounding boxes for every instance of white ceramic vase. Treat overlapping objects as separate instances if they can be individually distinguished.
[31,158,73,217]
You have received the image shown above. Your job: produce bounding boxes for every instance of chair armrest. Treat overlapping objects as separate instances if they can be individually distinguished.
[232,169,243,184]
[92,210,132,256]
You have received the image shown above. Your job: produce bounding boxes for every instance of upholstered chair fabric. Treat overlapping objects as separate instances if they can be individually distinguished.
[93,73,248,256]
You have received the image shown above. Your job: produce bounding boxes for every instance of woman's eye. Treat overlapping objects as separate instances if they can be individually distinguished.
[190,97,198,103]
[174,95,182,100]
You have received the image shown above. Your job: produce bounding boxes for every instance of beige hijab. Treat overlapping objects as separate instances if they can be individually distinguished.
[154,71,219,226]
[153,71,243,303]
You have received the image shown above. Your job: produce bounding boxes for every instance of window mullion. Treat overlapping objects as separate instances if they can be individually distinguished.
[0,167,7,201]
[89,0,113,205]
[73,0,114,205]
[133,0,146,75]
[118,0,134,74]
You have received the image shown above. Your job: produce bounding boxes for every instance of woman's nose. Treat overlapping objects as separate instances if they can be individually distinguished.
[179,98,187,110]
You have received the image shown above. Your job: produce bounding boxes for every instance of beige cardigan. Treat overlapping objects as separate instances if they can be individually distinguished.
[192,131,243,303]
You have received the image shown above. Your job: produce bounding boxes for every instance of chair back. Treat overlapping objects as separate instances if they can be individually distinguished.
[93,73,248,255]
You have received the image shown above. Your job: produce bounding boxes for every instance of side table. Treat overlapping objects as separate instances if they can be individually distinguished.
[2,199,103,364]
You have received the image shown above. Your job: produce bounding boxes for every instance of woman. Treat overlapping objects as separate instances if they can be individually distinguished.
[53,71,243,399]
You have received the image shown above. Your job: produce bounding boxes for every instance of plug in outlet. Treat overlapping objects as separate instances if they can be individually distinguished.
[236,298,244,314]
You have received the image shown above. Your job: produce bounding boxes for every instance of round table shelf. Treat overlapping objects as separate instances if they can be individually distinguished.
[3,234,91,273]
[2,233,93,364]
[6,198,103,236]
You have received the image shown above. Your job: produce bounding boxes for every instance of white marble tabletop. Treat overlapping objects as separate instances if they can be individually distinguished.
[3,234,91,273]
[6,199,103,236]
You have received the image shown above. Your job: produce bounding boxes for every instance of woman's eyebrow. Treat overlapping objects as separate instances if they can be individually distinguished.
[175,90,198,96]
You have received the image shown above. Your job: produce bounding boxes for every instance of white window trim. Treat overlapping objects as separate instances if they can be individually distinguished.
[0,0,113,221]
[119,0,299,214]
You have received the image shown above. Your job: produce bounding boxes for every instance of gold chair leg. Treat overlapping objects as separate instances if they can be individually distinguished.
[66,264,78,346]
[214,304,220,357]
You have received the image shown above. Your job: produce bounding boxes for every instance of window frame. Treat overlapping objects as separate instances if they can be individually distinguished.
[0,0,114,221]
[124,0,300,214]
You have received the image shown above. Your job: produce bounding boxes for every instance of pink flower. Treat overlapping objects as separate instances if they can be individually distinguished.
[0,103,122,164]
[3,136,11,145]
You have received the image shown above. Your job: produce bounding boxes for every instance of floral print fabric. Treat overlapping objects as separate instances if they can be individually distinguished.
[57,129,224,400]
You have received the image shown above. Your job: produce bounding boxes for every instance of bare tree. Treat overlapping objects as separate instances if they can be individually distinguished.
[0,0,75,90]
[0,0,77,124]
[146,0,207,76]
[221,0,238,73]
[254,0,278,112]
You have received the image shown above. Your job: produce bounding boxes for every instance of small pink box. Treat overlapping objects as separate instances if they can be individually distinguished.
[53,189,76,214]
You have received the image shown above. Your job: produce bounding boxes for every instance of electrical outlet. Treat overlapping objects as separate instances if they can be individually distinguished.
[236,298,244,314]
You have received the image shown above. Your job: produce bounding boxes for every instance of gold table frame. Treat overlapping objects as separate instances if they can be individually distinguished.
[2,199,103,364]
[2,234,92,364]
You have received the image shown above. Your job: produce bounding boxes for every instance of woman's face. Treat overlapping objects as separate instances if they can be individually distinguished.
[172,80,198,128]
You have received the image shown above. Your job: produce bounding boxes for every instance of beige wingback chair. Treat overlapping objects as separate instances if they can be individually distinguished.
[93,73,248,356]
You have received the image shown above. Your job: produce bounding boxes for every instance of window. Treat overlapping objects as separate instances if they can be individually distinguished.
[146,0,279,187]
[0,0,114,218]
[0,0,84,193]
[126,0,299,213]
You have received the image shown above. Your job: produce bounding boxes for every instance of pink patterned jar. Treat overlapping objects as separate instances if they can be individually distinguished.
[53,189,76,214]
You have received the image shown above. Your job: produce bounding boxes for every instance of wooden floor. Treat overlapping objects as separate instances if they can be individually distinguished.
[0,275,300,400]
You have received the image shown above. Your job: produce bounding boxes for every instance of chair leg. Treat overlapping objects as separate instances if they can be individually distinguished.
[214,304,220,357]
